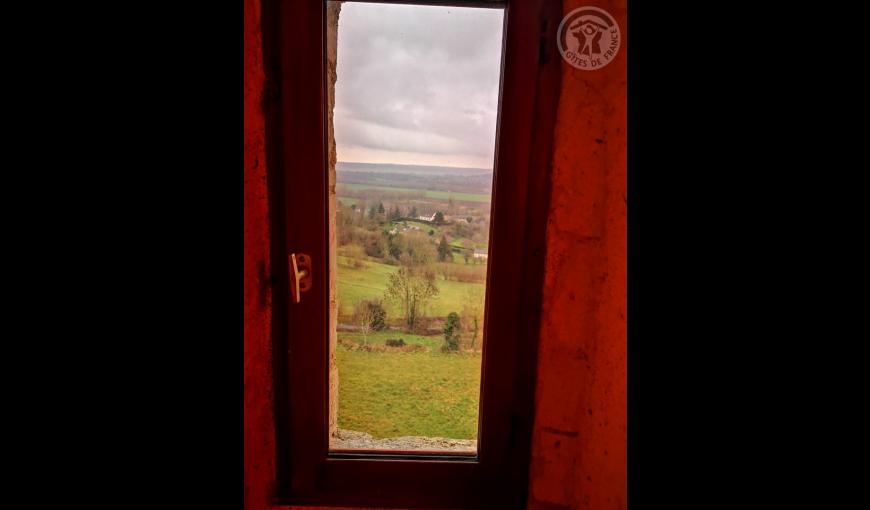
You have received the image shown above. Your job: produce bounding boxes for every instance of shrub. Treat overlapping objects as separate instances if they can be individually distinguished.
[434,263,487,283]
[367,301,387,331]
[443,312,461,352]
[437,236,453,262]
[364,234,387,258]
[389,243,402,260]
[341,244,368,268]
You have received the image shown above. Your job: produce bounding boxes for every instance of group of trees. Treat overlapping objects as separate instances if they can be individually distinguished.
[352,299,387,345]
[338,202,445,266]
[384,266,439,333]
[348,201,428,224]
[367,202,385,219]
[443,288,484,352]
[460,287,484,350]
[442,290,483,352]
[352,283,483,352]
[337,200,486,349]
[339,201,487,253]
[444,216,489,248]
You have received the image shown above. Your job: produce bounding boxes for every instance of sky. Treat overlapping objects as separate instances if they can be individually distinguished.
[332,2,504,169]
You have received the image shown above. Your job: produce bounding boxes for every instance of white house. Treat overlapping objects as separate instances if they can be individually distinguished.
[417,212,439,222]
[473,249,488,260]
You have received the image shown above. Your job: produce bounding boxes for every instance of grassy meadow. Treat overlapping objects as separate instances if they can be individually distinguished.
[333,166,492,442]
[335,254,487,440]
[336,347,482,439]
[338,329,441,349]
[336,255,486,318]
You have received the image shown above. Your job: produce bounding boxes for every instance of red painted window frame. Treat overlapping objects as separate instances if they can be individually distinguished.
[261,0,561,507]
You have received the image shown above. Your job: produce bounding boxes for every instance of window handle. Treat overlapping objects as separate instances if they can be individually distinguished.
[289,253,313,304]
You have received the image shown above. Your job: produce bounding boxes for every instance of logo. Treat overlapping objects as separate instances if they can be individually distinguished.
[557,6,621,70]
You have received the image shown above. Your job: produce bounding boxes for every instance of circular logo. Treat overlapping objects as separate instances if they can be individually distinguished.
[557,6,621,70]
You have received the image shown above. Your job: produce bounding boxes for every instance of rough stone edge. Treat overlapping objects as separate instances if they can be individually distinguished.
[327,1,341,437]
[330,428,477,453]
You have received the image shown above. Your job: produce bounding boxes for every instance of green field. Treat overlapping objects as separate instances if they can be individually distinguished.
[336,347,482,439]
[335,253,486,440]
[338,329,442,349]
[337,197,359,207]
[338,183,491,203]
[449,238,488,250]
[399,220,441,236]
[336,256,485,318]
[389,220,442,238]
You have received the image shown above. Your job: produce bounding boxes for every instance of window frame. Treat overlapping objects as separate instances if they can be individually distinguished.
[261,0,562,507]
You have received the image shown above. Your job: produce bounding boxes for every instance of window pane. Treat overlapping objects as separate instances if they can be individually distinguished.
[327,1,504,454]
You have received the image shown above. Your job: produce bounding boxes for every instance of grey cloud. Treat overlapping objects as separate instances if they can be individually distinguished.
[332,2,504,163]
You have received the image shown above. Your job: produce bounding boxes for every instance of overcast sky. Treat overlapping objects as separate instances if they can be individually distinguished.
[332,2,504,169]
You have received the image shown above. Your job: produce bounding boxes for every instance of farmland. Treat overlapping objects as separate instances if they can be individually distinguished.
[336,255,486,319]
[337,182,491,203]
[333,161,493,442]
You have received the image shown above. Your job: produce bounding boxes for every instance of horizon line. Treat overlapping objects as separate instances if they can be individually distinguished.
[337,160,493,171]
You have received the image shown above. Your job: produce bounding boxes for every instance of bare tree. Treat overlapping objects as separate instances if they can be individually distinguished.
[384,267,439,333]
[461,287,485,351]
[353,299,376,345]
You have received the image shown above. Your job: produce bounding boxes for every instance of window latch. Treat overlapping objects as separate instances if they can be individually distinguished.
[289,253,313,304]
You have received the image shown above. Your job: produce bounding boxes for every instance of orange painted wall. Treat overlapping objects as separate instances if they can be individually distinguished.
[244,0,275,507]
[243,0,626,508]
[527,1,626,507]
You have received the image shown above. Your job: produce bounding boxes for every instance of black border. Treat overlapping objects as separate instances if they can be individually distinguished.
[38,0,782,507]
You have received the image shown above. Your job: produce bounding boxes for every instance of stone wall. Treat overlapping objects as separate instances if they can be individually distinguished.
[326,0,341,441]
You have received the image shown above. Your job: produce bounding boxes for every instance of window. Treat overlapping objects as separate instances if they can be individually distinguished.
[263,0,561,507]
[327,1,503,455]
